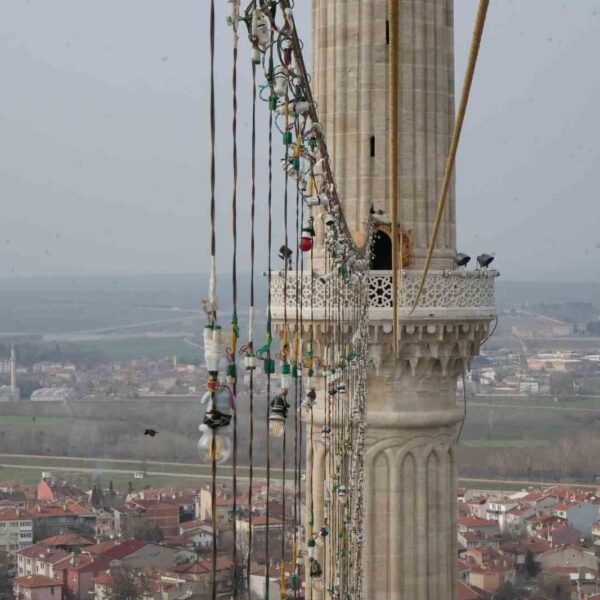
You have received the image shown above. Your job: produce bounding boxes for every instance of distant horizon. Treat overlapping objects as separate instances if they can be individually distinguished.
[1,271,600,286]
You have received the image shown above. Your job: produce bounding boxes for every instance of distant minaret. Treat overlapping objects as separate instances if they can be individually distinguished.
[10,346,20,401]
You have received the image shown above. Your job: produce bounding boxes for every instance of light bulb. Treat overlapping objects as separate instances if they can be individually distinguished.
[280,373,291,391]
[197,425,232,464]
[299,403,312,420]
[269,419,286,438]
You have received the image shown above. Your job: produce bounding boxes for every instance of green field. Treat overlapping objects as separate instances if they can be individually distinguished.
[0,415,76,432]
[0,466,202,490]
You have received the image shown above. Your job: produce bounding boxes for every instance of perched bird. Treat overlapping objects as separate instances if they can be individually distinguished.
[144,429,158,437]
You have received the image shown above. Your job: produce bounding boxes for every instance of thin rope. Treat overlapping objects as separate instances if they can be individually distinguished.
[246,9,257,592]
[265,24,275,599]
[389,0,399,356]
[230,2,240,596]
[411,0,489,311]
[208,2,218,598]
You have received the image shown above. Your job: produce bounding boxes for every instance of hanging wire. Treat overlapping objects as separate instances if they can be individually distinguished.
[411,0,490,310]
[245,1,258,590]
[265,17,275,598]
[229,2,240,596]
[207,3,218,599]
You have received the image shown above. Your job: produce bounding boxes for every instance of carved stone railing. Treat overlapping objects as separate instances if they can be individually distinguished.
[270,269,498,321]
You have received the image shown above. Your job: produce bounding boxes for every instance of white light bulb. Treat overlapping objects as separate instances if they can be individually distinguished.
[269,419,286,439]
[197,425,231,464]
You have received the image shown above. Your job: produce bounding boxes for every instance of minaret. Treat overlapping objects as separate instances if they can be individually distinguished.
[10,346,20,401]
[310,2,494,599]
[272,1,496,598]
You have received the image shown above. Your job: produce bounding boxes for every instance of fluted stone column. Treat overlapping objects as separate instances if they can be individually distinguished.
[312,0,456,268]
[270,3,495,600]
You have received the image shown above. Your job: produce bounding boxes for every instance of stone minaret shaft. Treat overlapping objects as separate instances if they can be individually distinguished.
[306,2,490,599]
[268,1,494,598]
[312,0,456,267]
[10,346,17,392]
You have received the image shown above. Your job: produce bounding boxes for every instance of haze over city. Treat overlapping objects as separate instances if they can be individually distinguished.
[1,0,600,280]
[2,2,600,600]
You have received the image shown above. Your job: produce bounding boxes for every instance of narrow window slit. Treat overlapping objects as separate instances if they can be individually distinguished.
[386,20,390,45]
[370,135,376,157]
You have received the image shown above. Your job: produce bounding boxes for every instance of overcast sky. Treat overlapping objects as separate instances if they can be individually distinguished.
[1,0,599,281]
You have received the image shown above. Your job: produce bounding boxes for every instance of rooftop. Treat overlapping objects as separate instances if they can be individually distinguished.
[14,575,60,589]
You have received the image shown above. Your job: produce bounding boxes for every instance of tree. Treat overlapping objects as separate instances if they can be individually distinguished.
[524,549,539,579]
[494,581,516,600]
[106,569,149,600]
[0,567,13,600]
[541,574,571,600]
[91,485,102,509]
[132,520,163,543]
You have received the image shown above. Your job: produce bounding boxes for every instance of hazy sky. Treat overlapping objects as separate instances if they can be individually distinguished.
[1,1,599,281]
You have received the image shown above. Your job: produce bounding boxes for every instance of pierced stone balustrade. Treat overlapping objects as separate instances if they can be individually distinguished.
[269,269,498,323]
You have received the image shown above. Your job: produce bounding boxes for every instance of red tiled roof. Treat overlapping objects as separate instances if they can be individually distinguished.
[173,561,211,574]
[457,582,481,600]
[248,516,283,526]
[40,534,94,546]
[457,559,472,572]
[526,513,562,524]
[14,576,60,589]
[82,541,119,556]
[457,517,497,527]
[553,502,576,511]
[92,573,115,586]
[470,563,513,575]
[54,554,111,573]
[29,504,89,518]
[17,544,70,564]
[102,539,148,559]
[17,544,48,558]
[0,506,31,521]
[180,519,212,532]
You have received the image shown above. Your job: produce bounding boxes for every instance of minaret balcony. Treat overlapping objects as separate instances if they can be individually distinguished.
[269,269,498,324]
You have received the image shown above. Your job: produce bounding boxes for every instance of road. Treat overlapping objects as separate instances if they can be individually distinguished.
[0,453,596,491]
[0,454,290,483]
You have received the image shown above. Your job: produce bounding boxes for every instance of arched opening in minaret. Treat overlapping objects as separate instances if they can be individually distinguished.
[370,230,392,270]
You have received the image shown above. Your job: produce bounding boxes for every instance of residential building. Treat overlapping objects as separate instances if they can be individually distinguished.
[36,478,86,503]
[125,500,179,538]
[504,505,536,534]
[486,499,518,531]
[100,540,177,570]
[38,534,93,553]
[518,379,540,394]
[17,544,69,579]
[457,517,500,538]
[236,516,284,563]
[0,506,33,555]
[196,489,233,526]
[468,564,515,594]
[13,575,62,600]
[540,546,597,572]
[525,513,565,538]
[58,554,112,600]
[592,520,600,553]
[499,538,550,571]
[172,557,234,598]
[30,503,96,539]
[553,501,599,535]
